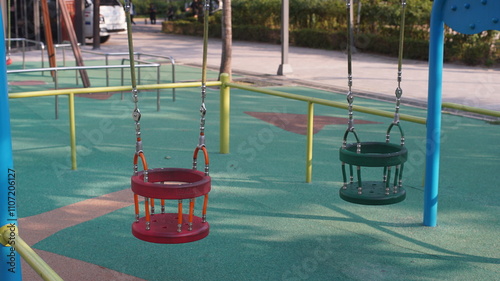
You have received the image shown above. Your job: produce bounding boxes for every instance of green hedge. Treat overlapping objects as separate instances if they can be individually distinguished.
[230,0,432,35]
[161,0,498,66]
[163,21,429,59]
[292,29,345,50]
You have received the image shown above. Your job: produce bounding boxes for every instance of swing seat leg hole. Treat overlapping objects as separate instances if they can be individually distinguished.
[339,181,406,205]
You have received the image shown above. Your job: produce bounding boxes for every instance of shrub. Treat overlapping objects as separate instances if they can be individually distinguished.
[292,29,346,50]
[161,0,497,66]
[233,25,280,43]
[462,42,492,66]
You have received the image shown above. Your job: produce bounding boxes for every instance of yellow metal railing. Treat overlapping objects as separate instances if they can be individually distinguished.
[442,102,500,118]
[8,82,222,170]
[9,75,427,181]
[5,73,498,280]
[0,225,63,281]
[11,75,498,182]
[218,73,427,183]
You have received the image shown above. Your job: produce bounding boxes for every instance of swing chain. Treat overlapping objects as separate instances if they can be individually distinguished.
[393,86,402,124]
[124,0,143,156]
[132,89,143,154]
[393,0,407,125]
[199,85,207,132]
[346,0,355,132]
[347,89,354,131]
[197,0,210,149]
[198,99,206,148]
[197,80,207,149]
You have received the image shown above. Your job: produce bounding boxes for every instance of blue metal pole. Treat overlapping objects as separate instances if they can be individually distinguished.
[0,5,23,280]
[424,0,445,227]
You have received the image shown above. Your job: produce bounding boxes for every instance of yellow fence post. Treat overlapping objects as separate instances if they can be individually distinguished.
[9,80,428,180]
[306,102,314,183]
[68,93,77,170]
[220,73,230,154]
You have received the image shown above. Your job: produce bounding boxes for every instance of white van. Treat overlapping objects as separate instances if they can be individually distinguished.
[83,0,127,43]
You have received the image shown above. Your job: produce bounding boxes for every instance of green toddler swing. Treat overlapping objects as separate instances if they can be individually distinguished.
[339,0,408,205]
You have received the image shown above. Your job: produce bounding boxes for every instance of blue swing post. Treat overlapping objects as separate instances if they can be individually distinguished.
[425,0,500,227]
[0,5,23,281]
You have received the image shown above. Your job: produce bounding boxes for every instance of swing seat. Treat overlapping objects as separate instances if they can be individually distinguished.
[339,142,407,167]
[339,142,407,205]
[132,213,210,244]
[131,168,211,244]
[131,168,211,199]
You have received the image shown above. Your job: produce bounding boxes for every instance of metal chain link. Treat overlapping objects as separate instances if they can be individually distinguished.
[346,0,355,132]
[132,89,142,155]
[197,0,210,149]
[198,90,207,148]
[125,0,142,157]
[347,76,354,132]
[125,0,147,184]
[393,0,407,125]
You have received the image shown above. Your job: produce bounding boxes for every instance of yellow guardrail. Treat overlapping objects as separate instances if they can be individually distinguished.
[8,82,222,170]
[218,73,427,182]
[0,225,63,281]
[442,102,500,118]
[10,74,498,182]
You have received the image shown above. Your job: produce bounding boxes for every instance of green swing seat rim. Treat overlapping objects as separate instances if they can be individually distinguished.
[339,141,408,167]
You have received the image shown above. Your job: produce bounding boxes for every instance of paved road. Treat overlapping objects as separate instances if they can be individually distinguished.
[11,20,500,111]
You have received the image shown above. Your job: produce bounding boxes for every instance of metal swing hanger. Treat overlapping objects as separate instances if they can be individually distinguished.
[393,0,407,126]
[123,0,212,177]
[198,1,210,147]
[124,0,148,180]
[345,0,407,132]
[386,0,407,146]
[194,1,211,177]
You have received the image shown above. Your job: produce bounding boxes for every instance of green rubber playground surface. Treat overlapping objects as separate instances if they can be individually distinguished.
[6,61,500,280]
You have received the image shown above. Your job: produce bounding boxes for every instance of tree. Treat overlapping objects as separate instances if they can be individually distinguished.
[219,0,232,81]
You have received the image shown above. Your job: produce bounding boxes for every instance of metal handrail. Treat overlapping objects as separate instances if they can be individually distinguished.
[54,42,81,67]
[8,73,430,182]
[8,81,222,170]
[6,45,177,103]
[121,58,162,110]
[5,38,46,69]
[136,53,177,101]
[120,58,160,86]
[81,50,176,101]
[81,51,140,87]
[225,82,427,124]
[7,63,160,87]
[8,63,161,119]
[442,102,500,118]
[218,74,427,183]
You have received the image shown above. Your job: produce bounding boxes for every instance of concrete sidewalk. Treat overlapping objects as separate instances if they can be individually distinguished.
[9,20,500,111]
